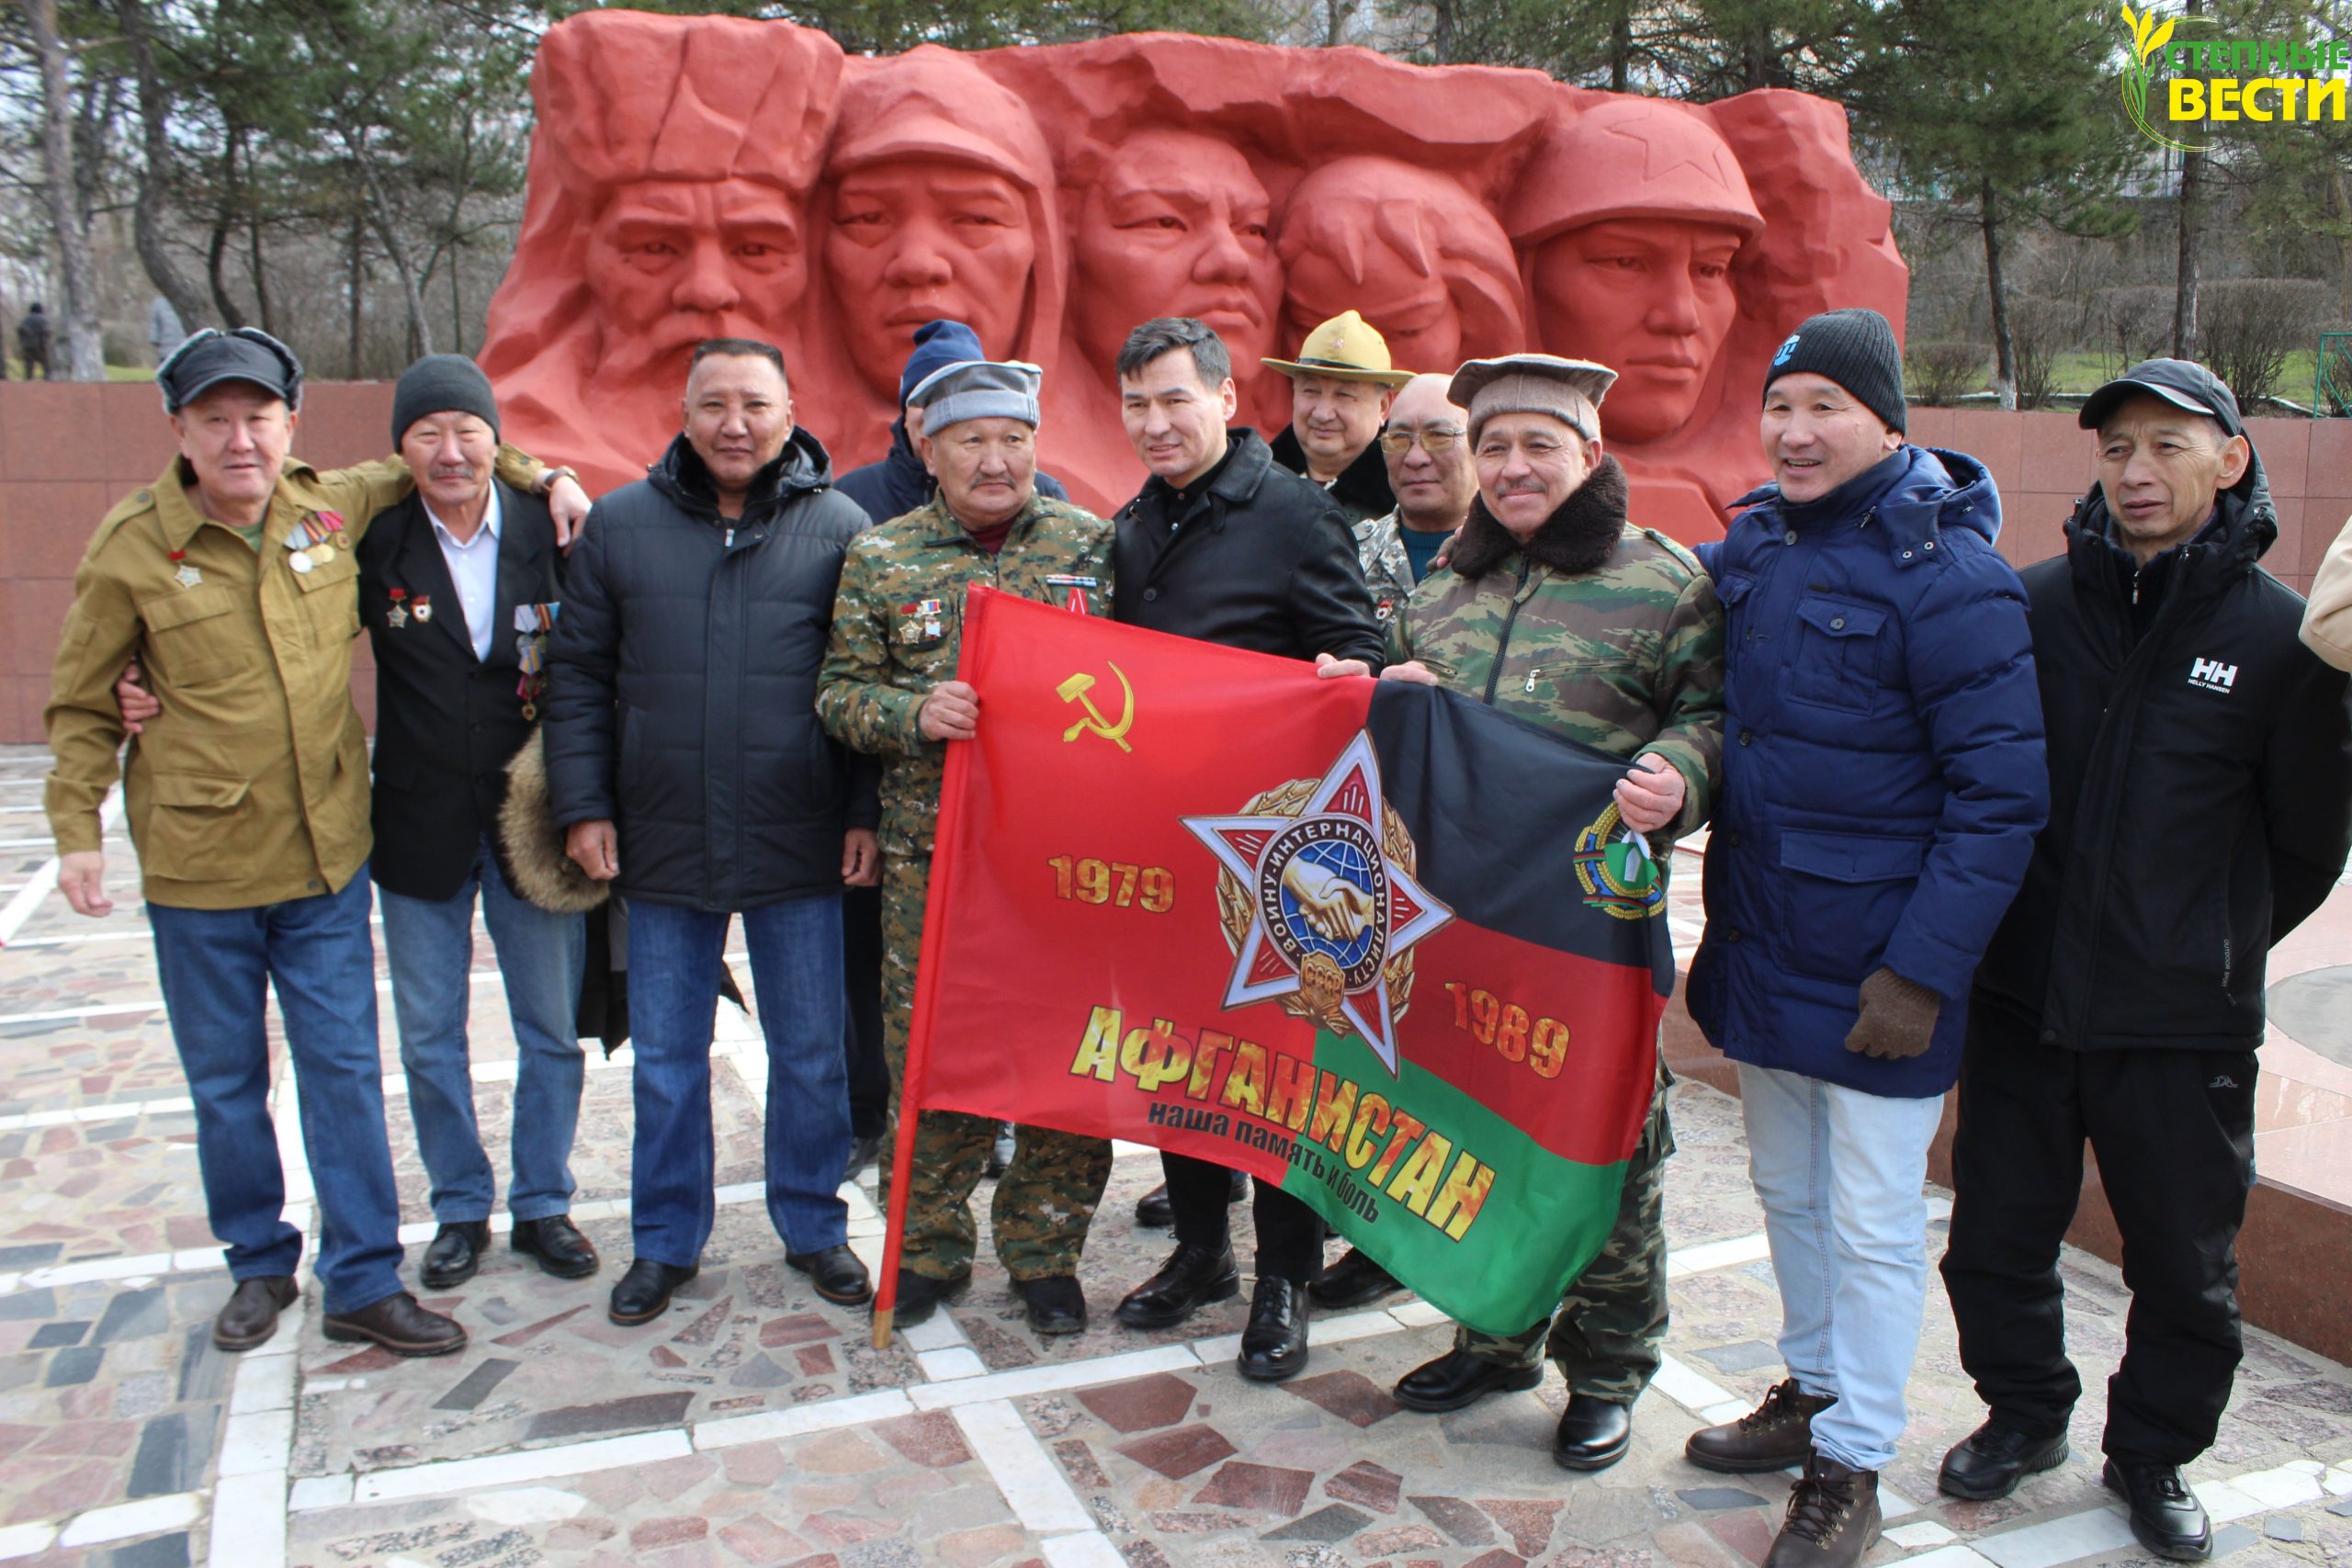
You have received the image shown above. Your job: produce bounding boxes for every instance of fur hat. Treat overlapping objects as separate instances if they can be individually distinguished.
[499,729,611,915]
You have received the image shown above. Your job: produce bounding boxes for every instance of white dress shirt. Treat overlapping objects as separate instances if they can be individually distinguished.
[424,485,503,662]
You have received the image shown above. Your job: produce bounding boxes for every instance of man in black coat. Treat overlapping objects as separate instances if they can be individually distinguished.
[1106,315,1385,1383]
[1938,360,2352,1560]
[545,338,881,1326]
[359,357,598,1292]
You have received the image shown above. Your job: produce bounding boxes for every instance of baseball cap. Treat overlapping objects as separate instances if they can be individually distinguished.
[2077,358,2245,437]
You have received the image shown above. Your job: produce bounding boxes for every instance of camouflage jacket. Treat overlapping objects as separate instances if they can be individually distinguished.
[1352,509,1419,626]
[818,491,1114,857]
[1389,458,1724,842]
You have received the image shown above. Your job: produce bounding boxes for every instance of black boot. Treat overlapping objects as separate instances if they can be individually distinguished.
[1015,1275,1087,1335]
[1393,1349,1543,1413]
[889,1269,971,1328]
[1115,1244,1239,1328]
[786,1244,873,1305]
[1938,1420,2069,1500]
[1237,1277,1309,1382]
[1553,1394,1633,1472]
[608,1259,698,1325]
[1309,1247,1402,1310]
[2104,1460,2211,1561]
[420,1220,492,1290]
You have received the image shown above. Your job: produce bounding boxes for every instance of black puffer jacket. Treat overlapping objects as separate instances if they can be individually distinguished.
[1973,452,2352,1051]
[544,430,878,912]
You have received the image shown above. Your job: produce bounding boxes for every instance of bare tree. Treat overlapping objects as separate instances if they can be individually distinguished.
[19,0,104,377]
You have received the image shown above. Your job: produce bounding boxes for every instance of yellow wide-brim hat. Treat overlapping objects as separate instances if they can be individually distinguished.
[1261,310,1416,388]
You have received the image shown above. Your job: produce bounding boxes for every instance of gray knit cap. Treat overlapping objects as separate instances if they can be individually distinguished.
[391,354,501,448]
[907,358,1042,432]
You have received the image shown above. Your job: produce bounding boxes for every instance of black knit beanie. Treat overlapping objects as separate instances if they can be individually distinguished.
[1764,309,1905,434]
[391,354,501,448]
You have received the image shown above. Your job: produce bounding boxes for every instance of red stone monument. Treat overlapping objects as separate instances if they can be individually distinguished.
[479,12,1906,539]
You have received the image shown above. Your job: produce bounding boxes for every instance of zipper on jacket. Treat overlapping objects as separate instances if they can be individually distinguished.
[1481,556,1535,705]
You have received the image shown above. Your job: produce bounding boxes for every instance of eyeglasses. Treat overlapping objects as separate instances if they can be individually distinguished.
[1378,427,1466,454]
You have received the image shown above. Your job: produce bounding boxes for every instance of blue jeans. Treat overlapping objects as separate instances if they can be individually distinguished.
[379,835,589,1224]
[625,894,850,1266]
[148,870,405,1315]
[1739,1062,1947,1473]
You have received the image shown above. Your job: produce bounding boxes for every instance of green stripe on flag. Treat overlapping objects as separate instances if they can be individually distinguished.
[1272,1027,1630,1337]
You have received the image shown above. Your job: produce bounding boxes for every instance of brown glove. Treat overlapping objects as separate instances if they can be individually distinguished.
[1843,967,1942,1059]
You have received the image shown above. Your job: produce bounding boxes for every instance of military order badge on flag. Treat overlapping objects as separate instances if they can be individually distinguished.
[876,589,1676,1341]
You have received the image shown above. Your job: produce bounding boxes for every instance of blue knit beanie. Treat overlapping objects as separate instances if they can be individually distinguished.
[899,321,987,410]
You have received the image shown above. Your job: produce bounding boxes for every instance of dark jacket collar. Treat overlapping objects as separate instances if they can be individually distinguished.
[1136,427,1271,518]
[1447,456,1631,581]
[1269,423,1396,515]
[2064,443,2276,599]
[650,426,834,521]
[1733,445,2001,562]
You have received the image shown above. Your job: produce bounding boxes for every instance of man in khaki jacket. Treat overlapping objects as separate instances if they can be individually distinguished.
[2306,515,2352,671]
[45,328,586,1356]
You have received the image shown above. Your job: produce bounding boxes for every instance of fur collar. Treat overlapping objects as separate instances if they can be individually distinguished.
[1447,456,1629,581]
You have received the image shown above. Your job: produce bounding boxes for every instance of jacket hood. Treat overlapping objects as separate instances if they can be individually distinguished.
[650,425,835,516]
[2065,440,2278,570]
[1448,456,1631,581]
[1736,444,2000,558]
[1269,423,1396,515]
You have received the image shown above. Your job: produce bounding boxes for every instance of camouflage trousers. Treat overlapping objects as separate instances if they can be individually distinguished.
[1453,1063,1675,1402]
[880,852,1111,1281]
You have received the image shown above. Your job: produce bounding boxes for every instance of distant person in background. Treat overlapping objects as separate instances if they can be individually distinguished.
[149,296,188,364]
[18,302,52,379]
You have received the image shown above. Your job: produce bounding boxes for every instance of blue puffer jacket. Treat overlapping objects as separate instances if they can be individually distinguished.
[1687,446,2049,1098]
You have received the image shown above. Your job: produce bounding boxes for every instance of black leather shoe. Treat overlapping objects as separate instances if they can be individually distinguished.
[1939,1420,2069,1500]
[322,1291,468,1357]
[787,1244,873,1305]
[2104,1459,2211,1561]
[420,1220,492,1290]
[1554,1393,1633,1472]
[213,1276,299,1351]
[890,1269,971,1327]
[1309,1247,1403,1309]
[608,1259,698,1325]
[1134,1182,1174,1226]
[1238,1277,1309,1382]
[1116,1244,1241,1328]
[1016,1275,1088,1335]
[512,1215,599,1280]
[986,1122,1016,1179]
[843,1132,884,1183]
[1393,1348,1544,1413]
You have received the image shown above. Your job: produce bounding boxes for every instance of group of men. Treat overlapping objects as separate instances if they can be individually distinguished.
[42,283,2352,1568]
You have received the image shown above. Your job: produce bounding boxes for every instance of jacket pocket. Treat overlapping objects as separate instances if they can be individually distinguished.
[141,771,254,879]
[1776,828,1925,983]
[1788,597,1888,714]
[293,550,363,640]
[138,587,242,687]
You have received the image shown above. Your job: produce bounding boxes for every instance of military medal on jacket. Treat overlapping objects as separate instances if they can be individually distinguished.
[168,547,200,590]
[515,602,560,720]
[287,507,346,574]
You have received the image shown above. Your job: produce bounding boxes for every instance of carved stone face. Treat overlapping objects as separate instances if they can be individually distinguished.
[584,177,807,388]
[1530,218,1745,445]
[824,158,1036,396]
[1070,131,1280,378]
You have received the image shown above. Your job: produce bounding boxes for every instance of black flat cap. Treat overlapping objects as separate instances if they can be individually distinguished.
[2078,357,2245,437]
[157,327,303,413]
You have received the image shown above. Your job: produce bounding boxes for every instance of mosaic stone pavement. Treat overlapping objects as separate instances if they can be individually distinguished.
[0,744,2348,1568]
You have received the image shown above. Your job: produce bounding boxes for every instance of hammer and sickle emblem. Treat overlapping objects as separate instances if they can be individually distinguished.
[1057,662,1136,753]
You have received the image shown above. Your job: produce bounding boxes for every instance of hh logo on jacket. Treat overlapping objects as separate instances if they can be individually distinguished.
[2188,656,2238,694]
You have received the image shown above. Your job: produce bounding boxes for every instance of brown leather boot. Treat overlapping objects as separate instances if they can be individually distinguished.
[321,1292,467,1357]
[1762,1453,1882,1568]
[213,1276,299,1351]
[1685,1378,1838,1472]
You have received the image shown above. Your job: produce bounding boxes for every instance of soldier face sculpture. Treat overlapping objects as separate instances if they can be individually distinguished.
[824,159,1038,397]
[1530,219,1743,446]
[1070,131,1281,378]
[584,177,808,391]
